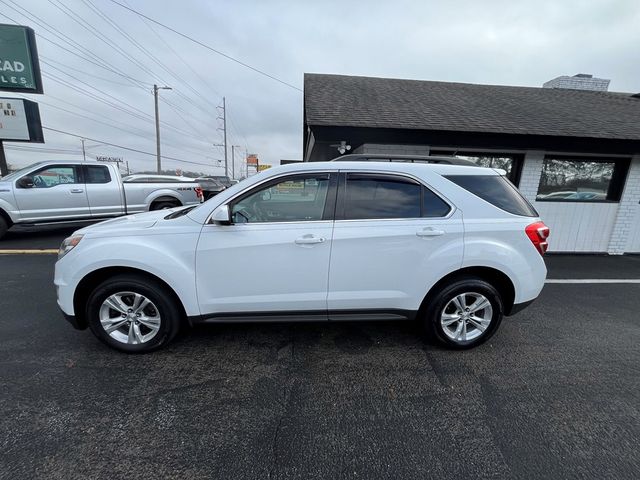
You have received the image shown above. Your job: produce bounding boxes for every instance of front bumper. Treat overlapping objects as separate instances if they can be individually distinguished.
[60,308,86,330]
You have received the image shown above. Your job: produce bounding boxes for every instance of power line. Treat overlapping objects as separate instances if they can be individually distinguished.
[41,70,206,141]
[28,95,216,159]
[40,57,137,88]
[42,127,223,167]
[109,0,302,92]
[125,0,223,99]
[0,0,148,88]
[82,0,219,120]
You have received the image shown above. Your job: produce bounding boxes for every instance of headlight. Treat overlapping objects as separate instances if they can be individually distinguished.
[58,235,84,260]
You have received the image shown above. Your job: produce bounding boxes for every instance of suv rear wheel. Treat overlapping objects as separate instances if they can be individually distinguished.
[424,277,503,349]
[86,274,181,353]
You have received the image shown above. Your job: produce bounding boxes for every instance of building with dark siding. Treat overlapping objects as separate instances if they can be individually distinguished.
[303,73,640,253]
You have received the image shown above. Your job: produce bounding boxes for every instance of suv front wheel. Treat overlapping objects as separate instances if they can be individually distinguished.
[425,278,504,349]
[86,274,182,353]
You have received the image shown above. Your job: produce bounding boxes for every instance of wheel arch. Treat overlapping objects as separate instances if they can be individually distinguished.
[0,207,13,226]
[419,266,516,317]
[149,195,182,210]
[73,266,188,329]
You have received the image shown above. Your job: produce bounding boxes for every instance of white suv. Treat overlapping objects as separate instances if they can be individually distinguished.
[54,159,549,352]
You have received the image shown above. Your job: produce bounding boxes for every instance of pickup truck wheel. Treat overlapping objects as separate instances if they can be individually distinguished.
[424,278,503,349]
[86,274,181,353]
[150,200,178,210]
[0,216,8,240]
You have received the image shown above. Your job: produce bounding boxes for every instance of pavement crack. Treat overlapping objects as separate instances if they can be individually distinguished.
[422,346,449,389]
[268,331,297,480]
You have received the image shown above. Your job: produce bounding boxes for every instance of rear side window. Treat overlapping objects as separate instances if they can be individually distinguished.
[344,175,421,219]
[446,175,538,217]
[85,165,111,184]
[342,174,451,219]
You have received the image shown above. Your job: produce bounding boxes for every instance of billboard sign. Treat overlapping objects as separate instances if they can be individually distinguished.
[246,154,258,166]
[0,25,43,93]
[257,164,271,171]
[0,98,44,142]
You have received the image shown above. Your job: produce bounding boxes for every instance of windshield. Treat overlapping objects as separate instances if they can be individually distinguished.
[1,162,44,182]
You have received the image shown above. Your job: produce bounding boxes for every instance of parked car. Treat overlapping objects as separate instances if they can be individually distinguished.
[0,161,203,239]
[54,158,548,352]
[195,177,227,200]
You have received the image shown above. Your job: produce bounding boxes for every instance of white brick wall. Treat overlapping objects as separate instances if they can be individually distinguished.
[517,151,545,202]
[607,155,640,254]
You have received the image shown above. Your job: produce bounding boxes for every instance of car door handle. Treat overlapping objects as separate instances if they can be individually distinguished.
[70,188,84,193]
[416,227,445,237]
[295,235,326,245]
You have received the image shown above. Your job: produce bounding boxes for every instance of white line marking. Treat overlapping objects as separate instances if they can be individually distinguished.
[545,279,640,284]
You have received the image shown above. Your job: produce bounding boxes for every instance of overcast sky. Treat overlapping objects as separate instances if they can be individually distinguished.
[3,0,639,176]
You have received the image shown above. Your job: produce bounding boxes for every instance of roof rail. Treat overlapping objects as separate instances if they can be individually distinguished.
[330,153,477,166]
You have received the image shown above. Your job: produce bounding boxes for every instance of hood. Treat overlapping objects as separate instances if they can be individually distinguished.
[75,209,175,235]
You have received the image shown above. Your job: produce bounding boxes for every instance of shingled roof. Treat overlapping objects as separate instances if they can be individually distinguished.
[304,73,640,141]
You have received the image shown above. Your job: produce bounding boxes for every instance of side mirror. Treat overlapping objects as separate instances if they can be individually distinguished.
[17,176,34,189]
[210,205,231,224]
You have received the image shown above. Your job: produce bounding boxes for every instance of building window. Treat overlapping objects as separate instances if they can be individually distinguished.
[536,157,630,202]
[430,151,523,185]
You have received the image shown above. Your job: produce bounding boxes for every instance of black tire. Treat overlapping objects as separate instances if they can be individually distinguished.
[0,215,8,240]
[86,274,182,353]
[150,200,179,211]
[423,277,504,349]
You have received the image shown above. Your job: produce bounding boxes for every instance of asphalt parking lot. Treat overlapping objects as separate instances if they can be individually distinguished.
[1,226,639,479]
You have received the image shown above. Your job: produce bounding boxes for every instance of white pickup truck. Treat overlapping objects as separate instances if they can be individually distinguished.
[0,160,203,239]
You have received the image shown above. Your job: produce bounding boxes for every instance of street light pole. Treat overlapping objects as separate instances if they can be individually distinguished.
[153,84,172,174]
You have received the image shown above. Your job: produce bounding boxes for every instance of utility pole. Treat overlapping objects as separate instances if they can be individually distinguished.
[231,145,241,180]
[81,139,86,161]
[153,84,172,173]
[0,141,8,177]
[217,97,227,178]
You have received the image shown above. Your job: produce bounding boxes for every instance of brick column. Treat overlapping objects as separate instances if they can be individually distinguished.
[607,155,640,255]
[516,151,545,201]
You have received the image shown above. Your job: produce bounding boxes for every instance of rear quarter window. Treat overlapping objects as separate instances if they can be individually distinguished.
[445,174,538,217]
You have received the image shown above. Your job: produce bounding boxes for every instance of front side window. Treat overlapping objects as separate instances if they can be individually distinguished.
[29,166,78,188]
[536,157,628,202]
[344,174,422,219]
[231,174,330,223]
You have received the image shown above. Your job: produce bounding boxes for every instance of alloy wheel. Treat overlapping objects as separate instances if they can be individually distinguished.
[440,292,493,343]
[99,291,161,345]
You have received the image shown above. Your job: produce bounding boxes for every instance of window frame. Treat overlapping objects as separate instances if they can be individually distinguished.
[225,172,338,224]
[335,171,453,221]
[535,156,631,204]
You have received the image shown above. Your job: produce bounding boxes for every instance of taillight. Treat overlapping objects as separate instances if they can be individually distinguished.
[525,221,550,255]
[195,186,203,200]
